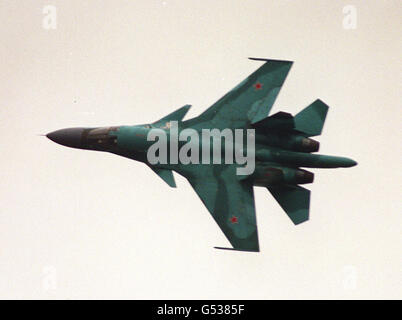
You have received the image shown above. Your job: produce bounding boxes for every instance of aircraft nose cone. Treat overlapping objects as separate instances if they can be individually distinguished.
[46,127,85,148]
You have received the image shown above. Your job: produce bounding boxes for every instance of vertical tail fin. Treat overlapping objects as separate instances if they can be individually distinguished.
[294,99,329,137]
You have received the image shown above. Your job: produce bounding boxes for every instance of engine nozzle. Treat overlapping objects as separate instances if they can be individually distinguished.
[300,138,319,152]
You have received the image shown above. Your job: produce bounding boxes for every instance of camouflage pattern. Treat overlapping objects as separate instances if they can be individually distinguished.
[47,58,357,252]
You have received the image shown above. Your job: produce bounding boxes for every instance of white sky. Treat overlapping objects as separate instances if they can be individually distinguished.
[0,0,400,299]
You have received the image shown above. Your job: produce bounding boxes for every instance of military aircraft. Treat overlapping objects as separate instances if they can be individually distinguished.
[47,58,357,252]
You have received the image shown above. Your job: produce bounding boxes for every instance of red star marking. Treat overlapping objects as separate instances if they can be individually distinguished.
[230,216,238,224]
[254,82,262,90]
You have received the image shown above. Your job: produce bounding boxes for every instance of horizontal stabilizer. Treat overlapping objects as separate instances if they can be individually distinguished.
[267,185,310,225]
[149,167,176,188]
[154,104,191,125]
[294,99,329,137]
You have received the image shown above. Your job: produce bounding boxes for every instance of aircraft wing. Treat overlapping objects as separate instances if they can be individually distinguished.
[193,58,293,129]
[185,165,259,252]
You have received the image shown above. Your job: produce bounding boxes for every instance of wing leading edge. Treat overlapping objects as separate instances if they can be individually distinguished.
[191,58,293,129]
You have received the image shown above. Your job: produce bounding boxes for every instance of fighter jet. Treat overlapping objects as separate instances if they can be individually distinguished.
[47,58,357,252]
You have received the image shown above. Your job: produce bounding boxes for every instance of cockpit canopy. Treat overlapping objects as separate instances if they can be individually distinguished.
[86,126,119,149]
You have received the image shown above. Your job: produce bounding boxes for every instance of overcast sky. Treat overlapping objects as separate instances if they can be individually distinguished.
[0,0,400,299]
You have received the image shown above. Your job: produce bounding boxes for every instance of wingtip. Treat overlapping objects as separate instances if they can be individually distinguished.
[248,57,267,61]
[248,57,293,64]
[214,246,260,253]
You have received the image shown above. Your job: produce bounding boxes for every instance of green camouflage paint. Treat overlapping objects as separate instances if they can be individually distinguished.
[47,58,357,252]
